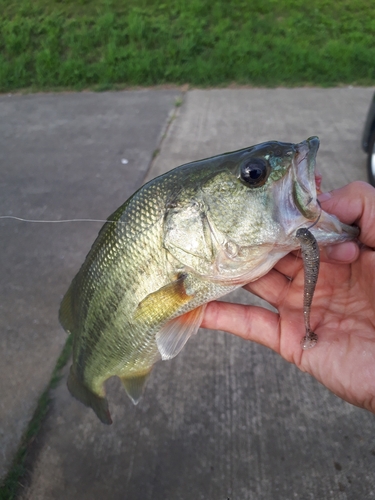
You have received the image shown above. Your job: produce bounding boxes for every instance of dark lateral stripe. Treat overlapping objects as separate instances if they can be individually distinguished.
[75,280,128,380]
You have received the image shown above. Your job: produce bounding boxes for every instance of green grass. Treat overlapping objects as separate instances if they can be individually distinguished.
[1,0,375,92]
[0,335,73,500]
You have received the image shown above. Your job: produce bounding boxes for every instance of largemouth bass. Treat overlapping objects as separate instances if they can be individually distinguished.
[59,136,358,424]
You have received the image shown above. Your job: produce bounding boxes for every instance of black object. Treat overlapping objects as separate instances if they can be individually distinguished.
[361,91,375,187]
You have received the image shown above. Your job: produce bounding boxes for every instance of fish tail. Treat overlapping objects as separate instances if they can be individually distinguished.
[67,366,112,425]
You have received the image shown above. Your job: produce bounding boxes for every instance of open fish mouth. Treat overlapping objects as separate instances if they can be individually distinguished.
[292,136,321,220]
[314,169,323,194]
[293,136,359,243]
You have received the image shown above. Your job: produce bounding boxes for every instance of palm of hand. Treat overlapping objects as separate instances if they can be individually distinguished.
[247,249,375,413]
[202,182,375,413]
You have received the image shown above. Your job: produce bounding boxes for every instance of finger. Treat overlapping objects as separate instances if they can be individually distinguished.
[201,300,281,353]
[243,268,293,307]
[274,253,303,279]
[321,241,360,263]
[274,242,359,280]
[318,181,375,248]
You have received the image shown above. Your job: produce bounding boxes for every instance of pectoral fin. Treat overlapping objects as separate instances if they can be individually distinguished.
[134,275,205,360]
[134,275,193,325]
[156,304,206,360]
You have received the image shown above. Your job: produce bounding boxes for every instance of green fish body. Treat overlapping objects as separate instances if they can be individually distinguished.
[59,137,357,424]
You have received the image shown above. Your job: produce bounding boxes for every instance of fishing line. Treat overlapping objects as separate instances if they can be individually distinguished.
[306,210,321,230]
[0,215,125,225]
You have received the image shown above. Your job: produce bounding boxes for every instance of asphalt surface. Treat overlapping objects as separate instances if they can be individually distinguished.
[1,87,375,499]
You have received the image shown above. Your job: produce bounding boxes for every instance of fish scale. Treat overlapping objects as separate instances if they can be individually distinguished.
[59,137,358,424]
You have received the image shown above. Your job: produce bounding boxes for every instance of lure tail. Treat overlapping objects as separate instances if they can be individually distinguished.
[67,366,112,425]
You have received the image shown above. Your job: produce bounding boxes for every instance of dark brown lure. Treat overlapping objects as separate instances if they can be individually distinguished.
[296,227,320,349]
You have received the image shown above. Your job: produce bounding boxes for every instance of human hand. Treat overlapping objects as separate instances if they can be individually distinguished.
[201,181,375,413]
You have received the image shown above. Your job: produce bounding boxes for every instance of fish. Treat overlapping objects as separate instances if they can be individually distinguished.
[59,136,358,424]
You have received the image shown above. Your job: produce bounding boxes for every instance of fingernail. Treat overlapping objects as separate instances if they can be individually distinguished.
[317,191,332,202]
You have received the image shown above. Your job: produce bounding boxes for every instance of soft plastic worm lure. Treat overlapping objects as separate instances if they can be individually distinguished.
[296,227,320,350]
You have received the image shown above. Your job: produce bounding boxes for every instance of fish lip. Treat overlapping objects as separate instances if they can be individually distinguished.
[307,212,360,244]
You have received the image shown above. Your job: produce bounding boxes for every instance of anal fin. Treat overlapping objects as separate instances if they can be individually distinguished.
[156,304,206,360]
[120,371,151,405]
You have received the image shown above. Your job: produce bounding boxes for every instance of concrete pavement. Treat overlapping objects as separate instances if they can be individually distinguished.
[0,89,181,480]
[1,87,375,499]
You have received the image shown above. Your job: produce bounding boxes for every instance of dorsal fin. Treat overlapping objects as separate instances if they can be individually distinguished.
[59,284,75,334]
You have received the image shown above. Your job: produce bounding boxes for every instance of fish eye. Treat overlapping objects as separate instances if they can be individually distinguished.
[240,158,269,187]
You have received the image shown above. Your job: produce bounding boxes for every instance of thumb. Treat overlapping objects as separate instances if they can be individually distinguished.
[318,181,375,249]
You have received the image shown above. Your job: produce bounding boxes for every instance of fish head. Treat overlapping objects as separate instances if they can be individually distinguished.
[164,137,358,281]
[256,135,358,245]
[200,136,358,248]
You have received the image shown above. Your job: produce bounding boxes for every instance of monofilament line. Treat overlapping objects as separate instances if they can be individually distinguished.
[0,216,124,224]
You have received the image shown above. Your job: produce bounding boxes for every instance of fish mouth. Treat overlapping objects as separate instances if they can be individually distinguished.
[292,136,359,243]
[292,136,321,220]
